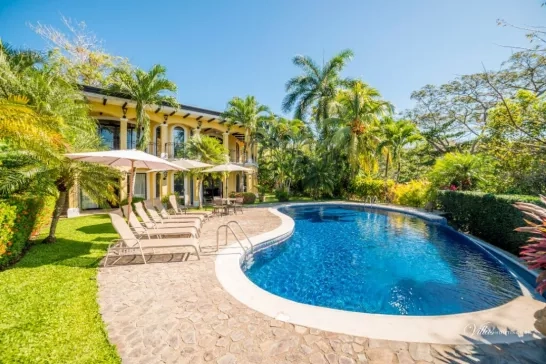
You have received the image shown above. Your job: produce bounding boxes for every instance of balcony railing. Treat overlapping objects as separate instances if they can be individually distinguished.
[147,143,161,157]
[165,142,187,159]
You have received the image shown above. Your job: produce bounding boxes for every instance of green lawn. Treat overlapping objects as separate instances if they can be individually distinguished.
[0,215,120,364]
[256,193,314,204]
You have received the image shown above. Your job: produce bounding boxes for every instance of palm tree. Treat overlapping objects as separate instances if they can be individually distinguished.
[304,156,335,199]
[324,80,393,176]
[377,119,422,182]
[110,64,177,150]
[222,96,271,163]
[282,49,354,135]
[0,42,122,243]
[185,135,227,208]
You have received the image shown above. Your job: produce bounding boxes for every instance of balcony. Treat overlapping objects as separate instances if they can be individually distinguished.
[165,142,187,159]
[146,143,161,157]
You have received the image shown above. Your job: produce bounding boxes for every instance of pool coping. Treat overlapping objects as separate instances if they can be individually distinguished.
[215,202,545,345]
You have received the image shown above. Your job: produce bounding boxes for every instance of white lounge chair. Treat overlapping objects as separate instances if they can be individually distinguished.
[150,199,206,224]
[143,200,203,226]
[134,202,201,231]
[169,195,213,220]
[106,213,200,266]
[121,206,199,238]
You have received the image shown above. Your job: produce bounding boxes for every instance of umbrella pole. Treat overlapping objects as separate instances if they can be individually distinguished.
[127,161,135,222]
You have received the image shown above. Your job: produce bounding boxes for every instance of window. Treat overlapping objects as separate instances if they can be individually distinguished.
[127,125,136,149]
[129,173,147,199]
[174,172,184,195]
[98,120,120,150]
[173,127,185,157]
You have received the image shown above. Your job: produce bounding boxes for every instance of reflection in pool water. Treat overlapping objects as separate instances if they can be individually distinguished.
[243,205,522,316]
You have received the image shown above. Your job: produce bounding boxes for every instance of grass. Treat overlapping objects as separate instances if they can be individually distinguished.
[256,193,315,204]
[0,215,120,364]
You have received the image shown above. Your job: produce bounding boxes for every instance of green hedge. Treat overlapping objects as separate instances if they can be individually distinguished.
[228,192,257,204]
[437,191,542,254]
[349,177,395,201]
[274,189,290,202]
[0,196,55,269]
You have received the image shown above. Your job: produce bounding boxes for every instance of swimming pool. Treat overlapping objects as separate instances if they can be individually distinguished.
[243,204,522,316]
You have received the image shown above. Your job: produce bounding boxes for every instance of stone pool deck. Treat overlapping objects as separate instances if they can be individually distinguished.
[98,208,546,364]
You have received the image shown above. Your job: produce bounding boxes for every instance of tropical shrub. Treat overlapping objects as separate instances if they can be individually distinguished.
[349,177,394,202]
[228,192,257,204]
[429,153,494,191]
[392,180,430,208]
[0,196,55,269]
[514,196,546,294]
[513,196,546,335]
[437,190,543,254]
[274,189,290,202]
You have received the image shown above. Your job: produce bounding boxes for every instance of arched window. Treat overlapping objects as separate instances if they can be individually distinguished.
[173,127,185,158]
[236,174,240,192]
[235,144,240,163]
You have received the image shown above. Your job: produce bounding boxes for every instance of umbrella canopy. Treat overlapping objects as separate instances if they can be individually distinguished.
[202,163,253,173]
[65,150,187,220]
[65,150,186,171]
[202,163,253,197]
[171,159,213,170]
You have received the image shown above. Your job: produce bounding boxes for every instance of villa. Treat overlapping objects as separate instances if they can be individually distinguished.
[68,85,258,211]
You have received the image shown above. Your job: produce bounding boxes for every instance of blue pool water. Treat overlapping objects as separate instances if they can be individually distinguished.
[243,205,522,316]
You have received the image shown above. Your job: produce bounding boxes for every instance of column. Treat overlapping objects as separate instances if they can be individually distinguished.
[120,117,128,149]
[223,131,230,161]
[246,173,252,193]
[160,122,168,158]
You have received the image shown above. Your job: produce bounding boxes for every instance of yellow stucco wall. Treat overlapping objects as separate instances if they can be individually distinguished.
[71,97,257,210]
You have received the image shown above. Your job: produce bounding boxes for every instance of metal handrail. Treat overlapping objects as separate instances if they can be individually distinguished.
[227,221,253,252]
[216,221,254,253]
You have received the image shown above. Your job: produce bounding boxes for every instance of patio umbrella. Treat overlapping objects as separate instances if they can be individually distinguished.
[171,159,213,170]
[65,150,187,220]
[202,163,253,197]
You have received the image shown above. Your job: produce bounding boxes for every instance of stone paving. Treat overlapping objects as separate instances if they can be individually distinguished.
[98,208,546,364]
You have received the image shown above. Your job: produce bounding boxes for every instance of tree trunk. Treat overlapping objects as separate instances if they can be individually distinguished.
[396,160,401,183]
[43,186,67,244]
[384,153,390,180]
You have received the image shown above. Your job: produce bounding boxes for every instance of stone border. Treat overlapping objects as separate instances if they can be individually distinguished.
[215,203,545,345]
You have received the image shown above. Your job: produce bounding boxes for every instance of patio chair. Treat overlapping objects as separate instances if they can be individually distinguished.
[143,200,203,227]
[121,206,199,238]
[168,195,212,220]
[106,213,200,266]
[149,199,205,223]
[212,197,227,216]
[231,197,244,214]
[135,202,202,231]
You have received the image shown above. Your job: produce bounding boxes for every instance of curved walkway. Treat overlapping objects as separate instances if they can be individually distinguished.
[98,208,546,364]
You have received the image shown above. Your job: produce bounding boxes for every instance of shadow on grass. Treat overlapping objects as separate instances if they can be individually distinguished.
[10,215,117,269]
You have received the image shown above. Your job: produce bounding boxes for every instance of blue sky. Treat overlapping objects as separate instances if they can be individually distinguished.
[1,0,544,115]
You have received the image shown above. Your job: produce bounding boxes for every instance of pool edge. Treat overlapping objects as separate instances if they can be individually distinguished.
[215,203,545,345]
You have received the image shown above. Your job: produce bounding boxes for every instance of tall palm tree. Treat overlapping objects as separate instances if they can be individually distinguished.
[222,96,271,163]
[324,80,393,176]
[185,135,226,208]
[377,119,422,182]
[0,42,121,243]
[282,49,354,135]
[110,64,177,150]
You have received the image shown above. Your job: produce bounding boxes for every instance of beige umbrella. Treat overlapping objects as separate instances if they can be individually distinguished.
[202,163,253,197]
[65,150,187,220]
[171,159,213,170]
